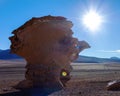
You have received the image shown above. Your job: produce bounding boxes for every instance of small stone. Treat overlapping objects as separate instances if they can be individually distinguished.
[79,91,82,94]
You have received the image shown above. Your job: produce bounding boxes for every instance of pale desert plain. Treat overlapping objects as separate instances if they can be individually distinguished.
[0,60,120,96]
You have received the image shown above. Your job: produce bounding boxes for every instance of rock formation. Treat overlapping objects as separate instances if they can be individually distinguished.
[107,80,120,91]
[9,15,90,95]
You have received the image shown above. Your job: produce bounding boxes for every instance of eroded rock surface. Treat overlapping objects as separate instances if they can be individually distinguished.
[107,80,120,91]
[9,15,90,94]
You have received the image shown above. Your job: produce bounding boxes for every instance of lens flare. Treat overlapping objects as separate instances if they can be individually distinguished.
[62,71,67,76]
[82,9,103,32]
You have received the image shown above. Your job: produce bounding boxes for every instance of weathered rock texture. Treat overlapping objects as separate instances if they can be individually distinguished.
[9,15,90,94]
[107,80,120,91]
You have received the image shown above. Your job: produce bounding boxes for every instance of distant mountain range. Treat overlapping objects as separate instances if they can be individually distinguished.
[0,49,120,63]
[0,49,22,59]
[75,55,120,63]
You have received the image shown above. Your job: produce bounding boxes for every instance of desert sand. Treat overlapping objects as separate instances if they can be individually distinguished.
[0,60,120,96]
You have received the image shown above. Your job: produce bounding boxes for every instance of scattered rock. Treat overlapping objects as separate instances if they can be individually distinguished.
[2,87,12,92]
[107,80,120,91]
[78,91,82,94]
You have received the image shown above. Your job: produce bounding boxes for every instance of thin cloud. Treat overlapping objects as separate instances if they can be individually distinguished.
[98,50,120,53]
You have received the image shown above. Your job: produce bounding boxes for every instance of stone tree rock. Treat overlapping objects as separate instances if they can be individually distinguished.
[9,15,90,95]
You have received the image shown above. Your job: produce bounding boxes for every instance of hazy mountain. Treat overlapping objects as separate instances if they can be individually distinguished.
[110,57,120,60]
[75,55,120,63]
[0,49,120,63]
[0,49,2,52]
[0,49,22,59]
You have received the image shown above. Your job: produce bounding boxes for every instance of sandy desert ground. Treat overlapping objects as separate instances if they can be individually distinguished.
[0,60,120,96]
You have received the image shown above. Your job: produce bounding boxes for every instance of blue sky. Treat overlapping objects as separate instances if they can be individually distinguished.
[0,0,120,58]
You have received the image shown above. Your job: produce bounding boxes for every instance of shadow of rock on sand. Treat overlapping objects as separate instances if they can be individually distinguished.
[0,88,57,96]
[0,89,49,96]
[0,91,48,96]
[0,91,28,96]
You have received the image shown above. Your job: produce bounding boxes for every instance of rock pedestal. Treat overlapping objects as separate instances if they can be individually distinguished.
[9,15,90,95]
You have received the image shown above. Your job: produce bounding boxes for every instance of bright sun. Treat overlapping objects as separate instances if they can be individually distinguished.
[82,10,103,32]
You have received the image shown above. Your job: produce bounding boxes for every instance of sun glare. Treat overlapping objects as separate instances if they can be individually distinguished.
[82,10,103,32]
